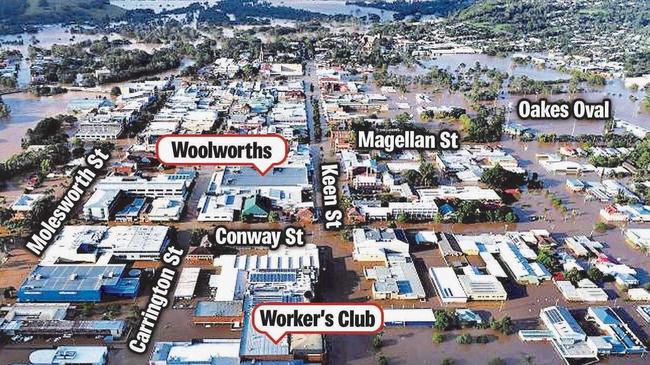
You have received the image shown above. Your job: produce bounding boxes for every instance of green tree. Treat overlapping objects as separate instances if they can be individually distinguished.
[80,302,95,317]
[587,266,604,284]
[372,333,383,350]
[268,211,280,223]
[418,161,437,187]
[432,332,444,344]
[396,212,409,223]
[441,358,455,365]
[434,310,452,331]
[456,333,473,344]
[480,165,526,189]
[564,268,584,285]
[594,221,610,232]
[401,169,421,186]
[490,316,514,335]
[39,159,52,176]
[520,353,536,365]
[537,249,561,273]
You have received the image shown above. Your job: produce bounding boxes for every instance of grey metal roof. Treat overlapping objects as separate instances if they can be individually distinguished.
[194,301,243,317]
[221,167,308,187]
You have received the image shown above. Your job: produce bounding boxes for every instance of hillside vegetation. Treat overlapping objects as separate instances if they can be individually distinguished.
[0,0,126,25]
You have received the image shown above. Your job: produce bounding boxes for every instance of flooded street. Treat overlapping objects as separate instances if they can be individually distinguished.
[0,3,649,364]
[0,91,106,159]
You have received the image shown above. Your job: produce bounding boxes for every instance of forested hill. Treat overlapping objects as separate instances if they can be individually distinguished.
[345,0,476,17]
[452,0,650,35]
[0,0,126,25]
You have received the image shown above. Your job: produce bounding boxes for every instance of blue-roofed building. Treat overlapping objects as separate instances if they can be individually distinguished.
[114,196,147,222]
[240,298,291,362]
[586,306,646,355]
[192,300,244,326]
[438,203,455,217]
[18,264,140,302]
[10,193,45,213]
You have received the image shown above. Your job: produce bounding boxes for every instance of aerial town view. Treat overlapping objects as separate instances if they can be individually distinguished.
[0,0,650,364]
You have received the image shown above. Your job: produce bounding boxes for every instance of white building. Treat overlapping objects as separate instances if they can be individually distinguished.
[539,306,597,361]
[428,267,468,304]
[352,228,409,262]
[149,340,240,365]
[94,174,193,199]
[457,274,507,301]
[10,194,45,212]
[41,225,170,264]
[197,194,244,222]
[364,254,425,300]
[418,185,501,202]
[30,346,107,365]
[207,166,310,208]
[624,228,650,250]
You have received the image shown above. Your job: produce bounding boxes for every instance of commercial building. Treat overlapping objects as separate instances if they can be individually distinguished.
[637,305,650,324]
[428,267,468,304]
[30,346,108,365]
[538,306,598,362]
[498,242,546,285]
[628,288,650,301]
[554,280,608,302]
[0,303,125,338]
[383,308,436,327]
[364,254,426,300]
[173,267,201,299]
[624,228,650,250]
[197,194,244,222]
[352,228,409,262]
[586,306,646,355]
[94,173,195,199]
[207,167,310,208]
[149,339,241,365]
[2,318,125,338]
[192,300,244,327]
[10,193,45,212]
[457,275,507,301]
[75,117,124,141]
[18,264,140,302]
[41,225,170,264]
[418,185,501,202]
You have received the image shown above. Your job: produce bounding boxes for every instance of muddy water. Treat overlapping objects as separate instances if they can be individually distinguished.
[0,91,107,160]
[389,53,649,134]
[111,0,398,21]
